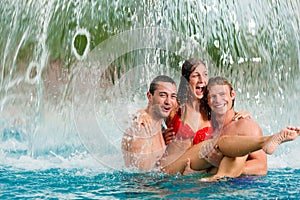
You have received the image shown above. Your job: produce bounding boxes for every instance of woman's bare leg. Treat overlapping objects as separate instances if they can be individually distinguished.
[162,142,212,174]
[162,126,299,175]
[201,155,248,182]
[200,126,300,181]
[217,126,300,157]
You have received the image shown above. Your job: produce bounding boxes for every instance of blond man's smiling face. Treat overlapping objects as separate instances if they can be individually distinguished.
[207,84,235,116]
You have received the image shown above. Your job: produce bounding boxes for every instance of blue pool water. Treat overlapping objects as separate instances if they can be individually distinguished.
[1,166,300,199]
[1,0,300,199]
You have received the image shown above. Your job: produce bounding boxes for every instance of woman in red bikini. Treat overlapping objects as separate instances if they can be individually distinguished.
[159,58,247,167]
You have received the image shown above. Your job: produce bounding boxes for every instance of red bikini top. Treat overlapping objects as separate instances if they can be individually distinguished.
[169,109,213,145]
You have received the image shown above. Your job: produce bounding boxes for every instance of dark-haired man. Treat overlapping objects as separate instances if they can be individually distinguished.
[121,75,177,170]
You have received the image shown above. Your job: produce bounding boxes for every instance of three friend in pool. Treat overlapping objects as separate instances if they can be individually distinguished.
[121,58,300,181]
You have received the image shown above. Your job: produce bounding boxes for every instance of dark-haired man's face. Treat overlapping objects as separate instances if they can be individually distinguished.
[148,82,177,119]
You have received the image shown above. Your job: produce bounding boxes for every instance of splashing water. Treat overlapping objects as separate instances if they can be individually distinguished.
[0,0,299,173]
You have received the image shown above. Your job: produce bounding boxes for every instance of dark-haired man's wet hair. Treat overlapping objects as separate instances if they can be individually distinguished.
[149,75,176,95]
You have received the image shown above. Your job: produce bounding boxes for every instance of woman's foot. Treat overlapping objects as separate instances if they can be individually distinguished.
[263,126,300,154]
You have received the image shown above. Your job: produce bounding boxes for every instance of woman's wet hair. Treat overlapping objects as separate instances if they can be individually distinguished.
[177,58,206,104]
[177,58,210,121]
